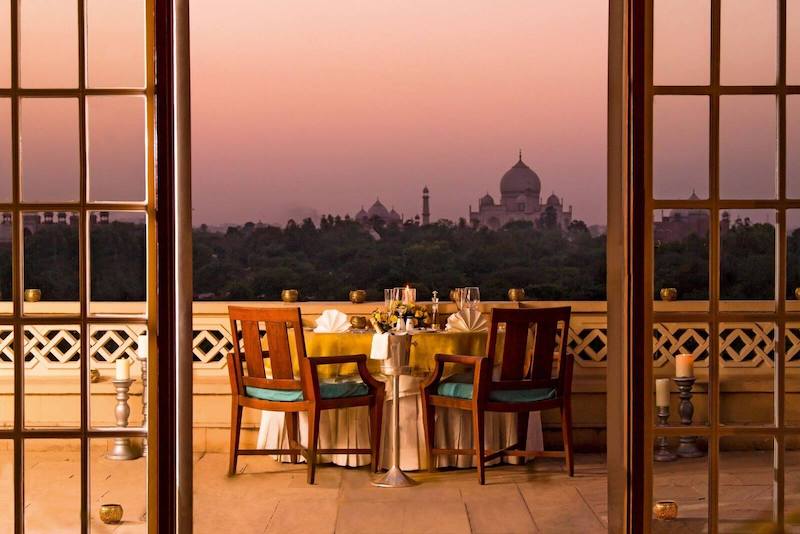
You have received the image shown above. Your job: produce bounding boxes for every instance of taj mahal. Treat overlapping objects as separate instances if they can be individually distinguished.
[354,152,572,230]
[468,152,572,230]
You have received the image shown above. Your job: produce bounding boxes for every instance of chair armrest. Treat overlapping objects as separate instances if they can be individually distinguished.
[305,354,384,393]
[421,353,488,394]
[434,353,486,366]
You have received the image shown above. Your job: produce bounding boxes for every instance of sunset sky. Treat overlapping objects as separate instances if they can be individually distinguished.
[190,0,609,226]
[0,1,797,227]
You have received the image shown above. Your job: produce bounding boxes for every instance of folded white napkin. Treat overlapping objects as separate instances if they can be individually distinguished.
[313,309,350,333]
[445,309,488,332]
[370,332,390,359]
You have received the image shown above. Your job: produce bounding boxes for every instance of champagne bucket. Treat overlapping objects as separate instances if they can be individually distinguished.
[380,334,412,376]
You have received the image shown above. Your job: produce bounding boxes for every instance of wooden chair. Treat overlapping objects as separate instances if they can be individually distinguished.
[420,306,573,484]
[226,306,385,484]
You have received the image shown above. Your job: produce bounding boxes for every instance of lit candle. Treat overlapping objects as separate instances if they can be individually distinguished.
[675,353,694,377]
[403,285,416,305]
[115,357,131,380]
[655,378,670,407]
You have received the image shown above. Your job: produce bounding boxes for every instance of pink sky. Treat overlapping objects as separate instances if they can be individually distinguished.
[190,0,609,226]
[0,1,796,225]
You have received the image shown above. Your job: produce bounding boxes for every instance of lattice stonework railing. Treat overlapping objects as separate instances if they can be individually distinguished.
[1,303,797,375]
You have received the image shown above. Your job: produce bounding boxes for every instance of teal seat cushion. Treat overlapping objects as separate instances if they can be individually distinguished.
[245,381,368,402]
[437,373,556,403]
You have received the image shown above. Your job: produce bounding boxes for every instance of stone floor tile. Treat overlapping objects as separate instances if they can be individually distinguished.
[462,485,538,534]
[518,484,605,534]
[265,498,338,534]
[336,501,404,534]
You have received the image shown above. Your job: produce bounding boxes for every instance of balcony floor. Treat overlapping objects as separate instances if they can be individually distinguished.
[1,449,795,533]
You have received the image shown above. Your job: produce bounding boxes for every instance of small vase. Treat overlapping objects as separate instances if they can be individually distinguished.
[281,289,299,303]
[659,288,677,301]
[349,290,367,304]
[507,288,525,302]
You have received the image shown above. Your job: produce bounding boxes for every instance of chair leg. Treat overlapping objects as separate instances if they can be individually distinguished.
[370,391,385,473]
[285,412,299,464]
[306,407,321,484]
[228,402,242,476]
[560,401,574,477]
[472,407,486,485]
[420,394,436,472]
[516,412,530,461]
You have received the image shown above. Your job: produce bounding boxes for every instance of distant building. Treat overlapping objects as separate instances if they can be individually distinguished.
[422,186,430,225]
[653,191,709,242]
[355,199,402,226]
[469,152,572,230]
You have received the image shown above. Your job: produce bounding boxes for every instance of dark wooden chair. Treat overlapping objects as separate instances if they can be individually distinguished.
[226,306,385,484]
[420,306,573,484]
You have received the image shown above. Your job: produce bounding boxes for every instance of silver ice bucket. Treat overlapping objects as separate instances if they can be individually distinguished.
[380,334,412,376]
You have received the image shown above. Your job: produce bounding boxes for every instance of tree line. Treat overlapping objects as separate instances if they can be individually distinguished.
[1,215,791,303]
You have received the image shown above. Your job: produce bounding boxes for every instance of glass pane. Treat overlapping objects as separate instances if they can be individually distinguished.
[720,96,777,199]
[652,445,708,531]
[20,0,78,88]
[0,440,10,533]
[87,0,145,88]
[719,436,774,532]
[653,96,709,199]
[23,211,79,315]
[653,322,710,427]
[720,210,776,303]
[720,0,777,85]
[719,322,775,426]
[90,324,146,429]
[789,0,800,85]
[790,96,800,199]
[653,0,710,86]
[90,212,146,316]
[24,325,80,428]
[25,439,81,532]
[786,322,800,427]
[90,439,146,532]
[653,210,709,306]
[0,0,9,88]
[787,446,800,529]
[0,212,10,309]
[20,98,80,203]
[0,326,12,429]
[0,99,12,202]
[88,97,146,202]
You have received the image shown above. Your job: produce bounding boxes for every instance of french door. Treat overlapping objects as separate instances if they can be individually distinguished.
[638,0,800,532]
[0,0,158,531]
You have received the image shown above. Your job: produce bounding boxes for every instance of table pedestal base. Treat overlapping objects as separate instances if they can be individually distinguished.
[372,373,417,487]
[372,465,417,488]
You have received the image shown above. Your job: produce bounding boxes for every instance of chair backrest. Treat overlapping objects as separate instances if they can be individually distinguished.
[228,306,307,392]
[485,307,572,391]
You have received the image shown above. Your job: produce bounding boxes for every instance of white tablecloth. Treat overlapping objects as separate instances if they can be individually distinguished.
[256,374,543,470]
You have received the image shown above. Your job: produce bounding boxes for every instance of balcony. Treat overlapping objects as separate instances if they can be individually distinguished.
[1,299,790,451]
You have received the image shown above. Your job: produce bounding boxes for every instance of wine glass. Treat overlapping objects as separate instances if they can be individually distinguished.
[451,288,464,312]
[464,287,480,312]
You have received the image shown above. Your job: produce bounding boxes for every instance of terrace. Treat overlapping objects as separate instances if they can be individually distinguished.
[1,299,796,532]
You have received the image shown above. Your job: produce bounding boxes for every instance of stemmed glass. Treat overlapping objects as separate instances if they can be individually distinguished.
[464,287,480,312]
[452,288,464,311]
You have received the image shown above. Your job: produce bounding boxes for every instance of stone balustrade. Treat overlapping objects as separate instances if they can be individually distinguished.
[1,300,795,451]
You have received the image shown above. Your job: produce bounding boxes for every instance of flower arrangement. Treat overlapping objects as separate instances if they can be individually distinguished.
[370,304,432,333]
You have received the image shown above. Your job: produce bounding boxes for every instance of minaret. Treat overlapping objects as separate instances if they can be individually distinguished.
[422,185,430,225]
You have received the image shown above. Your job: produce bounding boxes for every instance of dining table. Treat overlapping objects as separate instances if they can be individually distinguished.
[255,328,545,471]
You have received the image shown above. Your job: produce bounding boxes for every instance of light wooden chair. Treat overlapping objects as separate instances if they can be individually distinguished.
[226,306,385,484]
[420,306,574,484]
